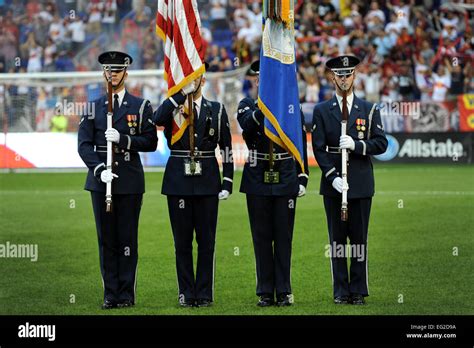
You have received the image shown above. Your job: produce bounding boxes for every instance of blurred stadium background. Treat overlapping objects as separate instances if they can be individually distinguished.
[0,0,473,315]
[0,0,473,168]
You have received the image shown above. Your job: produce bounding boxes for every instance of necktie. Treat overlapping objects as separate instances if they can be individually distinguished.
[193,102,199,120]
[113,94,119,116]
[342,98,349,117]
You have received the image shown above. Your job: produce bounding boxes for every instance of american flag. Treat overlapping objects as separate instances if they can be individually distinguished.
[156,0,205,98]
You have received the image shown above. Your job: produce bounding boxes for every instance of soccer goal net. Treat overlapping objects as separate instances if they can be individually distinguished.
[0,68,249,133]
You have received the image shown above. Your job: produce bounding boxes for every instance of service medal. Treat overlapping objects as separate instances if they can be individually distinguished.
[358,131,364,139]
[130,128,136,135]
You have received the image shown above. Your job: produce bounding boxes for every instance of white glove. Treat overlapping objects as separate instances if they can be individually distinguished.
[218,190,230,200]
[332,177,343,193]
[298,184,306,197]
[339,135,355,151]
[181,82,195,96]
[100,170,118,184]
[105,128,120,143]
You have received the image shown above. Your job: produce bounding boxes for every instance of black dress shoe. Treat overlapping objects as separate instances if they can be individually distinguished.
[276,293,293,306]
[196,299,212,307]
[117,299,135,308]
[257,294,274,307]
[179,299,195,307]
[350,294,366,305]
[101,299,117,309]
[333,296,350,304]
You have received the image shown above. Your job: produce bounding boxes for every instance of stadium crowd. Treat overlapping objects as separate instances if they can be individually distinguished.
[0,0,473,132]
[1,0,473,102]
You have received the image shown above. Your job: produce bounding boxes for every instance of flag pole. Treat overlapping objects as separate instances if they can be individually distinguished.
[188,94,195,162]
[105,65,114,213]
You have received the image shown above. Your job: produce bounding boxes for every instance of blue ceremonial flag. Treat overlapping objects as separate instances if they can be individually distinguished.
[258,0,304,171]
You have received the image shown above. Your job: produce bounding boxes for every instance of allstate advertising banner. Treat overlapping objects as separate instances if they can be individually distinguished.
[1,132,472,168]
[374,132,473,164]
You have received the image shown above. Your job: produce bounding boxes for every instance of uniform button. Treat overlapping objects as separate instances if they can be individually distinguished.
[194,133,198,137]
[114,161,118,166]
[121,150,124,153]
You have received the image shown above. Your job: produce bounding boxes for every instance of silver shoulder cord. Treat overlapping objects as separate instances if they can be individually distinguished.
[217,103,223,143]
[138,99,147,134]
[367,104,376,140]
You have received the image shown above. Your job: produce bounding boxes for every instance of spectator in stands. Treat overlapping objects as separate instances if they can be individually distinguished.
[34,15,50,47]
[305,75,320,103]
[365,1,386,28]
[133,0,152,28]
[25,0,40,21]
[210,0,227,30]
[0,25,18,71]
[22,32,43,73]
[386,0,411,30]
[237,18,261,55]
[396,62,416,101]
[101,0,117,33]
[49,14,65,44]
[316,0,336,20]
[18,16,34,45]
[413,55,433,102]
[87,0,103,35]
[466,66,474,94]
[43,37,57,72]
[207,44,221,72]
[420,40,436,65]
[373,29,396,57]
[50,112,68,132]
[68,15,86,53]
[361,64,383,103]
[431,62,452,102]
[448,61,465,97]
[55,50,75,72]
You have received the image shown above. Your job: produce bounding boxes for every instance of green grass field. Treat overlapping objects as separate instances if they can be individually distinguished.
[0,164,473,315]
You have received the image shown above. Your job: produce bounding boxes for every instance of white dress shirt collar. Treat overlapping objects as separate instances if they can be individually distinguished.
[113,89,126,109]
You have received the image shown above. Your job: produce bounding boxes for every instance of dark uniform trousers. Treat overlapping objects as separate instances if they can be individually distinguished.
[78,91,158,304]
[237,97,309,297]
[167,195,218,300]
[91,192,142,302]
[312,94,387,299]
[323,196,371,298]
[153,92,233,303]
[247,194,296,295]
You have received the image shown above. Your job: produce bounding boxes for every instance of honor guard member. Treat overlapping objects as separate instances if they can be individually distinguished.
[312,55,387,305]
[237,60,309,307]
[152,64,233,308]
[78,51,158,309]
